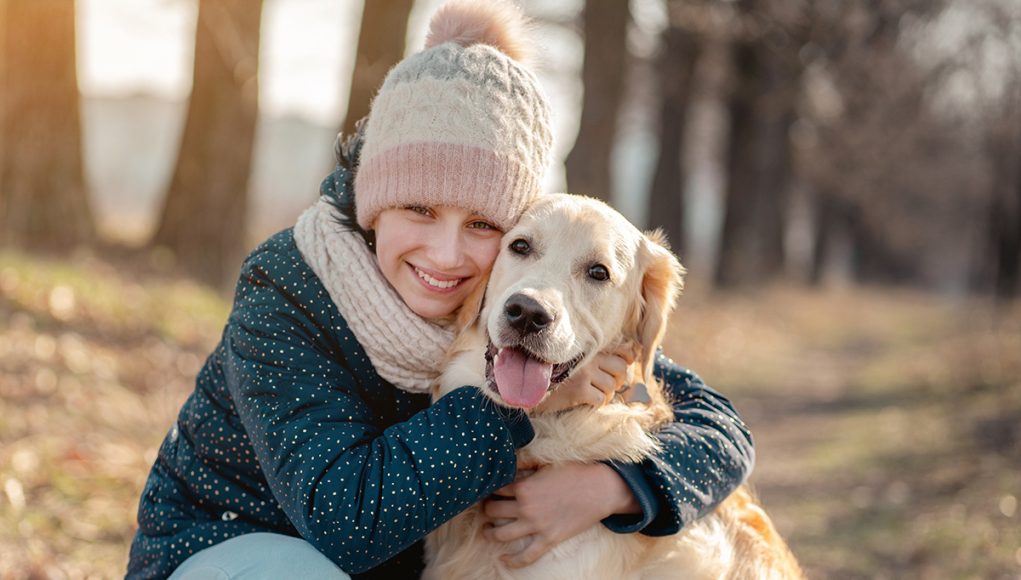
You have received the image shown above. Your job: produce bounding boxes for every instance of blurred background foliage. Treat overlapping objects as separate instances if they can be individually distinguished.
[1,0,1019,578]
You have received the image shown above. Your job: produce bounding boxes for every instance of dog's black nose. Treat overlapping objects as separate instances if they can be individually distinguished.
[504,294,552,335]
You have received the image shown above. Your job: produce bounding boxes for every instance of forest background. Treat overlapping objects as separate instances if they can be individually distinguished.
[1,0,1020,578]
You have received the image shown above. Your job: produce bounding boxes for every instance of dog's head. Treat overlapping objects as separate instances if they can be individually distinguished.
[465,194,685,410]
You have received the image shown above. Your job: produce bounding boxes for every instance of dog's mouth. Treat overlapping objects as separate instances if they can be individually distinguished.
[483,342,584,409]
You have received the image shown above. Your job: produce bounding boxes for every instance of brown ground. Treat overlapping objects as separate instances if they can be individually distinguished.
[1,249,1019,579]
[665,282,1021,579]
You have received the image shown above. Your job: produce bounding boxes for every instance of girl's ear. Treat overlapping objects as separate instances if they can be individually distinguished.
[454,274,490,332]
[631,230,685,383]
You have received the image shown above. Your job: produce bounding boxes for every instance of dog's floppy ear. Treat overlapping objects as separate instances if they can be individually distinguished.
[631,229,685,382]
[454,274,489,332]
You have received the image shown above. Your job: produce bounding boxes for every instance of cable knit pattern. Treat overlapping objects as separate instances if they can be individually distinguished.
[294,199,453,393]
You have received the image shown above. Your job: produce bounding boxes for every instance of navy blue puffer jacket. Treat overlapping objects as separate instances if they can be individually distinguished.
[126,162,754,579]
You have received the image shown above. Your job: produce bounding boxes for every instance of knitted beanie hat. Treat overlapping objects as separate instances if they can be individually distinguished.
[354,0,554,232]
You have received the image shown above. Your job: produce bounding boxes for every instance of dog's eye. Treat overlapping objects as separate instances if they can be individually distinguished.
[509,238,531,256]
[588,264,610,282]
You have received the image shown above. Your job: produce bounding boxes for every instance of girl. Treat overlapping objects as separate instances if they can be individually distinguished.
[127,2,753,578]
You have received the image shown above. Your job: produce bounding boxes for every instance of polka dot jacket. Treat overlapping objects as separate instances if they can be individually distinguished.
[126,204,754,580]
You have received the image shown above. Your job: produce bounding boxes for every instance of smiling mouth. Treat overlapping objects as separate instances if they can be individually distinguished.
[410,264,465,291]
[483,341,584,409]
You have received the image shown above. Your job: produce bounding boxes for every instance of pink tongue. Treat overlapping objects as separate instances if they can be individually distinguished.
[493,347,553,409]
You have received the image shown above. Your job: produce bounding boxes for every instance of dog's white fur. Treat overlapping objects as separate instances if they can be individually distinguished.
[425,194,802,580]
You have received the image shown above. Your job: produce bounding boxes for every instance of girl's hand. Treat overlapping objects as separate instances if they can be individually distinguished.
[480,462,641,568]
[538,350,634,413]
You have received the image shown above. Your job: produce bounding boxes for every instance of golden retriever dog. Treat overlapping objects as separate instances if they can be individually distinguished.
[425,194,803,580]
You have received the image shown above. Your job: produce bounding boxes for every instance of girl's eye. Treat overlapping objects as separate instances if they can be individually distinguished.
[588,264,610,282]
[468,220,497,231]
[509,238,531,256]
[406,206,431,216]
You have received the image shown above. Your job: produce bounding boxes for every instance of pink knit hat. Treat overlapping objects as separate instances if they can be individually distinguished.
[354,0,554,232]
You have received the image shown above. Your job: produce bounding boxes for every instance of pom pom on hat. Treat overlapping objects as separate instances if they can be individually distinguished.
[354,0,553,232]
[425,0,530,63]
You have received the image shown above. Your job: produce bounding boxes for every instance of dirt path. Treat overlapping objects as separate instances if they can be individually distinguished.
[660,288,1021,578]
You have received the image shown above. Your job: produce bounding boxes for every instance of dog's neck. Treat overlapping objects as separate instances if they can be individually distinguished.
[431,318,672,468]
[432,323,489,402]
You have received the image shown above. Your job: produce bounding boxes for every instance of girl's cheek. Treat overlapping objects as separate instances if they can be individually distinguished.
[477,238,502,273]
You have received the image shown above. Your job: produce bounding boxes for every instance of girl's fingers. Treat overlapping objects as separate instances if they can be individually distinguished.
[599,353,629,376]
[491,479,519,498]
[484,520,532,544]
[515,468,536,480]
[501,536,551,569]
[618,348,637,365]
[590,373,617,404]
[597,354,629,389]
[482,499,519,520]
[576,377,609,405]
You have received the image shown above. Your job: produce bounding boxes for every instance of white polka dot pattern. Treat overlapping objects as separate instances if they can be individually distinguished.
[126,228,755,579]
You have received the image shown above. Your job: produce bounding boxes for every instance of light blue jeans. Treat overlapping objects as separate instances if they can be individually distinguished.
[169,533,351,580]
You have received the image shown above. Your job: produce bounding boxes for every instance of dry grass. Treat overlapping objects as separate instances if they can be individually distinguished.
[0,249,226,579]
[2,250,1020,578]
[665,281,1021,579]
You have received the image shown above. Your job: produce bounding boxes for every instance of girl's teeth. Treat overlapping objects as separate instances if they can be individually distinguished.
[415,267,461,289]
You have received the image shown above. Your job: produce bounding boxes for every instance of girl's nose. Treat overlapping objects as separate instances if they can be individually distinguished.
[427,224,467,271]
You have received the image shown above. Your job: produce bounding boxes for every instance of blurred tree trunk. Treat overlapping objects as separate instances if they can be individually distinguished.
[986,120,1021,299]
[565,0,630,203]
[715,16,799,288]
[849,212,912,284]
[647,25,700,255]
[0,0,94,249]
[811,199,902,286]
[804,1,949,287]
[809,190,837,285]
[151,0,263,287]
[1005,152,1021,298]
[342,0,414,137]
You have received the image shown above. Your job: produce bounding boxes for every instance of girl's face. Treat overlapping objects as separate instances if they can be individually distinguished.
[374,205,503,320]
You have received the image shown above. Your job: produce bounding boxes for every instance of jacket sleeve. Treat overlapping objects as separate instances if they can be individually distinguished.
[602,352,755,536]
[222,248,533,573]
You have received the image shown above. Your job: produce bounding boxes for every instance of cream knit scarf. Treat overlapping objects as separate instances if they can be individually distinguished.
[293,199,454,393]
